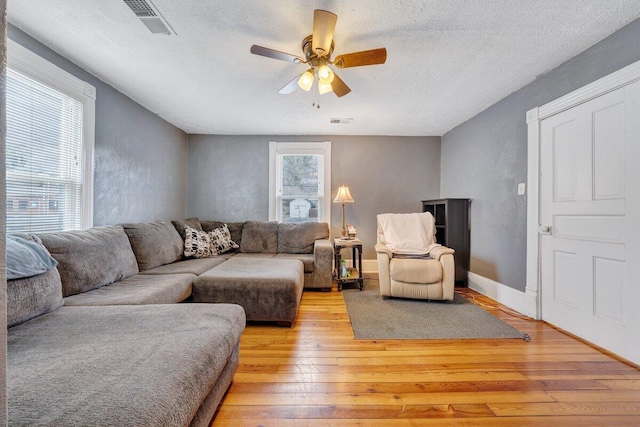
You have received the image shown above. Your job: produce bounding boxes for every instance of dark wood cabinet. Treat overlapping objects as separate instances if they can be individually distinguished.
[422,198,470,287]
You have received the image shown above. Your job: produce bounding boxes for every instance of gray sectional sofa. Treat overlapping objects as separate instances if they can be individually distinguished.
[6,218,333,426]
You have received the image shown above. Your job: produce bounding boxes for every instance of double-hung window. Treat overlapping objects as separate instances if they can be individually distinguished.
[6,40,95,233]
[269,141,331,224]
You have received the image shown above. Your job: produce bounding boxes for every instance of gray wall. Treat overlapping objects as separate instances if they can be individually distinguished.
[1,1,7,423]
[187,135,441,258]
[441,17,640,291]
[8,25,188,225]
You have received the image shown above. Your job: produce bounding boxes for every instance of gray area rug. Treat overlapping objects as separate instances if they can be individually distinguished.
[342,278,528,340]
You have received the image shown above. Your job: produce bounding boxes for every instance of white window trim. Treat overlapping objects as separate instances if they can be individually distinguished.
[7,39,95,229]
[269,141,332,226]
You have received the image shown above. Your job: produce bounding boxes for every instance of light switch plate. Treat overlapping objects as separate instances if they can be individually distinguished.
[518,183,526,195]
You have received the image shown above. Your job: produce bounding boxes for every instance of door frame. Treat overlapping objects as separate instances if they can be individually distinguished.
[525,60,640,320]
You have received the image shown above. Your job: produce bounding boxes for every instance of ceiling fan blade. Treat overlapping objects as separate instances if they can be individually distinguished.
[250,45,304,64]
[278,73,303,94]
[334,48,387,68]
[312,10,337,57]
[331,72,351,97]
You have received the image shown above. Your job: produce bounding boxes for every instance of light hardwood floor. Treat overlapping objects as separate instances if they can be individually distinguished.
[212,280,640,426]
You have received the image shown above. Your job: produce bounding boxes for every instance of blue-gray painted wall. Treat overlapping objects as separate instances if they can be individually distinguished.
[187,135,441,258]
[8,25,188,225]
[441,18,640,291]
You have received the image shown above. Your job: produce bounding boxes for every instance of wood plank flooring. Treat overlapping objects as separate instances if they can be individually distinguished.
[212,281,640,426]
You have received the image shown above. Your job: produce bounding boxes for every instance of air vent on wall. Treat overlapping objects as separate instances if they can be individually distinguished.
[330,118,353,124]
[123,0,176,35]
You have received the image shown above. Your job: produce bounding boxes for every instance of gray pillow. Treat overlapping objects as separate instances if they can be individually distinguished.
[171,217,203,240]
[38,226,139,297]
[278,222,330,254]
[121,220,184,271]
[239,221,278,253]
[7,234,58,279]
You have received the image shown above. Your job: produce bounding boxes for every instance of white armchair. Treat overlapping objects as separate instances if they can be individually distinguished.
[375,212,455,301]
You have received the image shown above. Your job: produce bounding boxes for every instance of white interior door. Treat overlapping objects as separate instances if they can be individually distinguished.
[540,80,640,359]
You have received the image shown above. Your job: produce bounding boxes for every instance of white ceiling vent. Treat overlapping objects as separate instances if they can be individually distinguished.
[123,0,176,35]
[330,118,353,124]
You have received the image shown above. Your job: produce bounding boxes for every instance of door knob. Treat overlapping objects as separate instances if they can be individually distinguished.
[539,225,552,235]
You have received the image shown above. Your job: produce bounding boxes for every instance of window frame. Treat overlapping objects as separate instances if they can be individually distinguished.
[269,141,331,225]
[7,39,95,230]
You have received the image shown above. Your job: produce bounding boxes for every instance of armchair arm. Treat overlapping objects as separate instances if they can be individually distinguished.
[429,245,455,261]
[431,246,455,300]
[375,243,392,296]
[374,243,393,258]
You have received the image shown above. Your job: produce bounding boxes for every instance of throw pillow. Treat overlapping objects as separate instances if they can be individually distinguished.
[209,224,239,255]
[184,225,214,258]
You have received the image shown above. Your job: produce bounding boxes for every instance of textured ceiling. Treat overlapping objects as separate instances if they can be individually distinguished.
[7,0,640,136]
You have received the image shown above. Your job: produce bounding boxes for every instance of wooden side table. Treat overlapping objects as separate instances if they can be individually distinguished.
[333,237,363,291]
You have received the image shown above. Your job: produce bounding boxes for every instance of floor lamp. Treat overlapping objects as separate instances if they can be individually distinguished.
[333,185,354,238]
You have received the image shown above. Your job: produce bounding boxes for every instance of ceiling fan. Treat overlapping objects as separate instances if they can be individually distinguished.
[250,9,387,100]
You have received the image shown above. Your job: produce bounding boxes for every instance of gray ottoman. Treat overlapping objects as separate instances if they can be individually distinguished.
[192,257,304,327]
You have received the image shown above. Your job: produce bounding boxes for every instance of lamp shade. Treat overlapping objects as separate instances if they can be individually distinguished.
[333,185,354,203]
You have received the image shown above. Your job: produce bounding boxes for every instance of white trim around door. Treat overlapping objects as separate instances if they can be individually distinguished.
[526,59,640,321]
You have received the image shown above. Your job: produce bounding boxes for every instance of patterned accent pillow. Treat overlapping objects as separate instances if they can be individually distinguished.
[183,225,214,258]
[209,224,239,255]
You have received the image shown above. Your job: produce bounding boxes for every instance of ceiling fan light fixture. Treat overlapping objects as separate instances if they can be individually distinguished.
[250,9,385,100]
[298,69,315,91]
[318,81,333,95]
[318,64,334,84]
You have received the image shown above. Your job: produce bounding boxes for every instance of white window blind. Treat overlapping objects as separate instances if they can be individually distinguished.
[6,41,95,233]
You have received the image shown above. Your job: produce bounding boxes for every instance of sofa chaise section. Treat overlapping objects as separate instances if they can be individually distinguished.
[8,303,245,427]
[6,235,246,427]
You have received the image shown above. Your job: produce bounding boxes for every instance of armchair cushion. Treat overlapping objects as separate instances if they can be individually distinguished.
[390,258,443,284]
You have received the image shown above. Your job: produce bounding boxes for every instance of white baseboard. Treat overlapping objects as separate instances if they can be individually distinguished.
[344,259,378,273]
[467,272,530,317]
[362,259,378,274]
